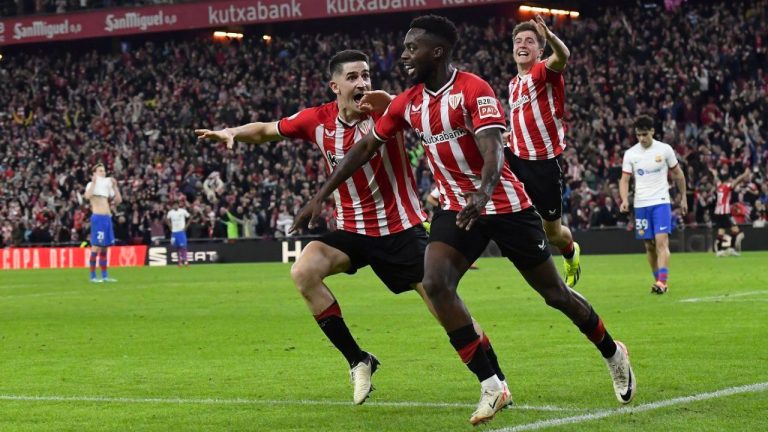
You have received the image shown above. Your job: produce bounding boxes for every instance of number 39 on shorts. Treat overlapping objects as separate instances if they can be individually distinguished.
[635,218,649,230]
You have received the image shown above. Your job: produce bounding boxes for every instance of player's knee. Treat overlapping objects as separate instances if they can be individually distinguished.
[422,273,455,304]
[290,260,322,290]
[644,241,655,253]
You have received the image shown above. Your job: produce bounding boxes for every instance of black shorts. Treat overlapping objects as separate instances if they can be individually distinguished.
[316,224,428,294]
[714,214,734,230]
[505,149,564,221]
[430,208,551,270]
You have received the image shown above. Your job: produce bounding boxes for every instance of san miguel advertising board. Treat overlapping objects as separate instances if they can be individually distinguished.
[0,0,516,46]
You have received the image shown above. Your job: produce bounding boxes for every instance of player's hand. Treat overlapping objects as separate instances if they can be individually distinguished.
[619,202,629,213]
[194,128,235,149]
[502,131,511,144]
[532,15,553,39]
[456,191,489,231]
[290,198,323,234]
[358,91,393,113]
[680,200,688,215]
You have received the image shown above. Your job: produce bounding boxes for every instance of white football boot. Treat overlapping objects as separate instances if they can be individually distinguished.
[350,353,380,405]
[605,341,636,404]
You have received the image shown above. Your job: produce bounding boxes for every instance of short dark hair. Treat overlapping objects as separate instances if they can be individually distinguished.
[328,50,369,77]
[92,163,105,173]
[410,15,459,50]
[512,22,546,51]
[634,115,654,130]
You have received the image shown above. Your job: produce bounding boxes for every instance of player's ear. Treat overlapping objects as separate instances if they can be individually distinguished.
[329,79,340,96]
[432,45,444,61]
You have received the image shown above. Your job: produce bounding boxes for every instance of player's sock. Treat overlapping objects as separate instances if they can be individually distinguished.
[89,252,97,279]
[561,240,575,260]
[99,251,108,279]
[449,324,496,382]
[658,267,668,285]
[578,308,617,359]
[314,301,366,366]
[181,248,188,264]
[653,269,659,281]
[480,334,505,381]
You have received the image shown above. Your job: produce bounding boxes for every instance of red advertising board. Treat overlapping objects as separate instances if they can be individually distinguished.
[0,245,148,270]
[0,0,516,46]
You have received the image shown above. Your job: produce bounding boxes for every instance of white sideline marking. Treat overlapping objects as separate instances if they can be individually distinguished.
[679,290,768,303]
[491,382,768,431]
[0,394,582,412]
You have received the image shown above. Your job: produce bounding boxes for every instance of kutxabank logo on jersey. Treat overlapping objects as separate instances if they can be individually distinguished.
[418,128,468,146]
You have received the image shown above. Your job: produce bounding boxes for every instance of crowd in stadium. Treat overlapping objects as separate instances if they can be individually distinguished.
[1,0,766,247]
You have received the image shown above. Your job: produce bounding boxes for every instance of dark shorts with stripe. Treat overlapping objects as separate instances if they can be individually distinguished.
[505,148,565,221]
[316,224,428,294]
[429,208,551,270]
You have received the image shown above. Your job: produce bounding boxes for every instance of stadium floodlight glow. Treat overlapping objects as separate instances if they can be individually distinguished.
[519,5,579,18]
[213,31,244,39]
[262,34,272,42]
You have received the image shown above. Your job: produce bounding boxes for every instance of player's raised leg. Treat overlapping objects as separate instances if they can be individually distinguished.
[290,240,377,405]
[518,258,636,404]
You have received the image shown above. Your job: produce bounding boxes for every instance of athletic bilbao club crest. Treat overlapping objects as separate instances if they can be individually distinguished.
[449,93,464,110]
[476,96,501,119]
[358,119,372,136]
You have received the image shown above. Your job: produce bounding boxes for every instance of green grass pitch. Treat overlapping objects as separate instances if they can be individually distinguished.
[1,252,767,431]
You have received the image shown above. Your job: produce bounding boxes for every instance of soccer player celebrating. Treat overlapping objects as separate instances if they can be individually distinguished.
[295,16,636,425]
[166,201,191,266]
[195,50,508,407]
[506,16,581,286]
[710,167,750,256]
[619,115,688,293]
[83,163,122,283]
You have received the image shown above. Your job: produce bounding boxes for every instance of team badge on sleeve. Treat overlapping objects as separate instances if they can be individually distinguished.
[477,96,501,119]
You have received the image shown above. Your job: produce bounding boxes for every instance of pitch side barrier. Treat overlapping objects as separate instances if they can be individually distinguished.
[2,226,765,269]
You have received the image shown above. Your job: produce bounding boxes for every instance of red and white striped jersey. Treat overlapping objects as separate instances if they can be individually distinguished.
[278,102,425,236]
[507,61,567,160]
[715,183,733,215]
[374,69,532,215]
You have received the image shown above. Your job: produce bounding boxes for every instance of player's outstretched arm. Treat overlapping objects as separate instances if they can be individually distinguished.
[290,133,385,233]
[732,169,752,188]
[194,122,282,149]
[533,15,570,72]
[456,129,503,231]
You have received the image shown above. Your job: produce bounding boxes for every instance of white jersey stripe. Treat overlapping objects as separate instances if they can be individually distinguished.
[353,123,388,236]
[516,78,538,160]
[526,77,555,159]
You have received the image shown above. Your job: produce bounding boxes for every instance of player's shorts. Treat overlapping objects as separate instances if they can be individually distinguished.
[505,149,564,221]
[430,208,550,270]
[634,204,672,240]
[316,224,428,294]
[171,231,188,248]
[713,214,734,230]
[90,214,115,247]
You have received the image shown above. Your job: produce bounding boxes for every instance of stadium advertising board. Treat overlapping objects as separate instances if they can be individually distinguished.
[0,245,148,270]
[0,0,516,46]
